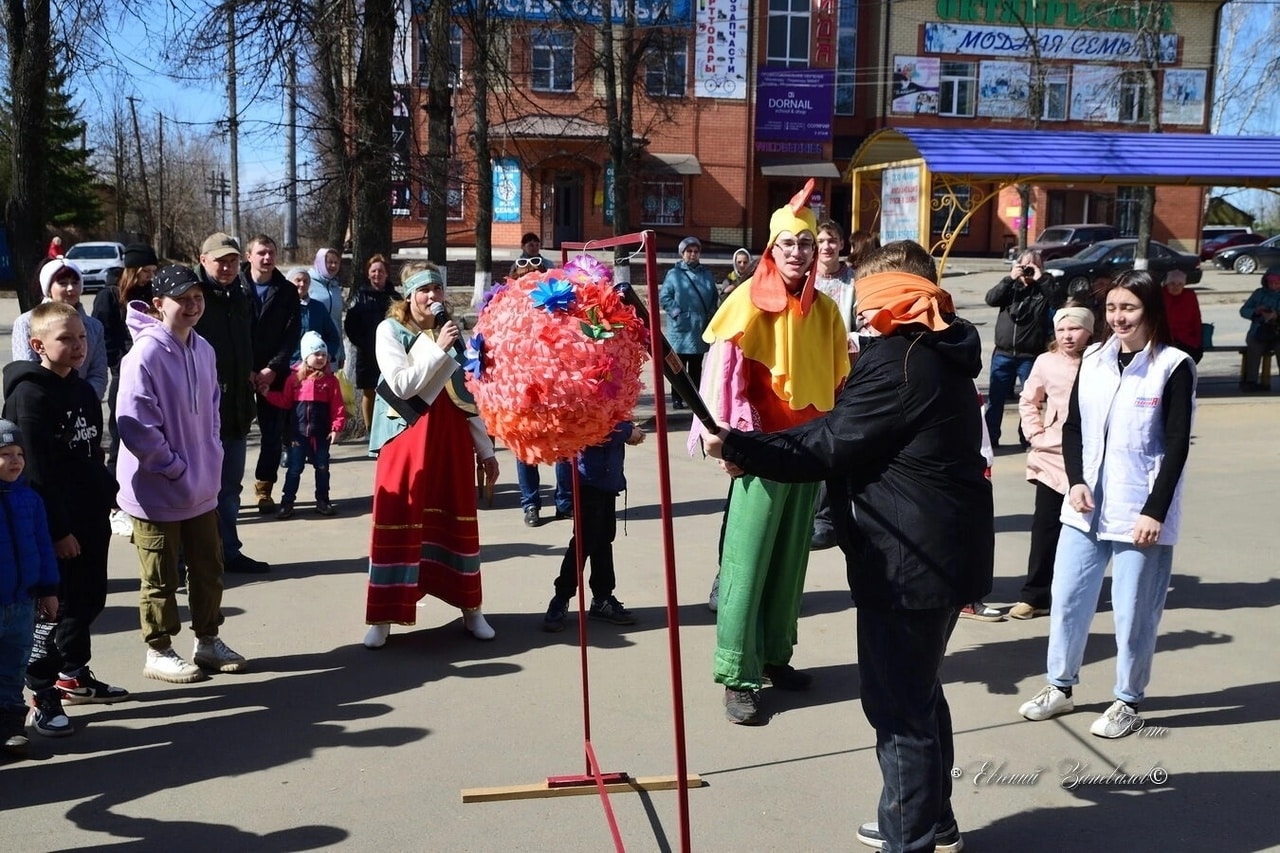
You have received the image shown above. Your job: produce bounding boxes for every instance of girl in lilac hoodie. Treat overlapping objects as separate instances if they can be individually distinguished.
[116,265,247,684]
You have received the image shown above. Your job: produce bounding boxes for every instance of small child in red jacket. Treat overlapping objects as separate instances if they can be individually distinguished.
[267,331,347,518]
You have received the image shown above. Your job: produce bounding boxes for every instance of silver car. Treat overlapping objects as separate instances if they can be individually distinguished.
[64,241,126,293]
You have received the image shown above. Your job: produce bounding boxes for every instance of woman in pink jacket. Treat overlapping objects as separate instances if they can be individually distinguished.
[1010,304,1094,620]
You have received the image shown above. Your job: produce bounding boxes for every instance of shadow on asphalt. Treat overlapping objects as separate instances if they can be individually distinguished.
[2,643,436,846]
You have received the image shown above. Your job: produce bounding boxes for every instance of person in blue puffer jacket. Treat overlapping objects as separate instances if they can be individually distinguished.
[0,419,59,758]
[540,421,646,632]
[659,237,718,409]
[1238,265,1280,390]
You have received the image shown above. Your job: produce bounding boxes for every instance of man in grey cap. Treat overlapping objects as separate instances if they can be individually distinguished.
[192,233,268,574]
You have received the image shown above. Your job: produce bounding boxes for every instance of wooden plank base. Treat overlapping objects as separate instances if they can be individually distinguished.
[462,774,706,803]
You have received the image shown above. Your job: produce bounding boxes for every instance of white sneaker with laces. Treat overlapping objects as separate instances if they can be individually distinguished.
[144,647,205,683]
[1018,684,1074,721]
[363,624,391,649]
[1090,699,1143,738]
[193,636,248,673]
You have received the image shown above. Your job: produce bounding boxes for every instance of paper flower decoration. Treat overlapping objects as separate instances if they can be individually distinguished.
[467,255,650,464]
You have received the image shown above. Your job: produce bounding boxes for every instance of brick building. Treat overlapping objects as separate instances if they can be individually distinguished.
[392,0,1228,256]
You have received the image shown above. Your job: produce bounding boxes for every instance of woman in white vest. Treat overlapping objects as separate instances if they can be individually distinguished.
[1017,270,1195,739]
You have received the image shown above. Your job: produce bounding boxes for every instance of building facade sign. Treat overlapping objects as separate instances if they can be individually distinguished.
[696,0,750,99]
[493,158,522,223]
[446,0,692,25]
[754,68,835,142]
[881,166,922,245]
[923,21,1177,63]
[934,0,1173,32]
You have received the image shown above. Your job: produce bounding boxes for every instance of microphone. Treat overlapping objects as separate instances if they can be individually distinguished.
[430,301,467,357]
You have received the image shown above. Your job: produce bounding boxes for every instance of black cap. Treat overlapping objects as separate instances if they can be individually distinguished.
[153,265,202,298]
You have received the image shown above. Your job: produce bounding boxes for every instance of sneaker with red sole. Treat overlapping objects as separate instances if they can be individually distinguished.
[56,668,130,704]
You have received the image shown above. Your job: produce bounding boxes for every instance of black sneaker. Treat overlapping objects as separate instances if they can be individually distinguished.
[523,507,541,527]
[542,596,569,632]
[554,508,573,521]
[26,690,73,738]
[762,663,813,691]
[855,819,964,852]
[723,687,761,725]
[225,553,270,574]
[56,668,130,704]
[810,527,836,550]
[588,596,636,625]
[2,711,29,757]
[316,500,336,516]
[277,503,295,520]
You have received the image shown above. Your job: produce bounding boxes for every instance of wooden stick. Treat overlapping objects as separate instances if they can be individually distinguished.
[462,774,706,804]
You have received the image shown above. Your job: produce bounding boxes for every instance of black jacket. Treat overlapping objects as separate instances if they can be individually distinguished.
[722,321,994,610]
[2,361,117,541]
[344,285,401,388]
[239,264,301,389]
[92,286,128,368]
[984,274,1059,356]
[194,265,256,440]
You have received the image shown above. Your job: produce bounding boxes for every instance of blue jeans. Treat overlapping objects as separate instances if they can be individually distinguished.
[985,351,1035,445]
[516,460,573,514]
[217,437,247,561]
[857,605,959,853]
[282,436,332,504]
[1047,524,1175,705]
[0,600,35,714]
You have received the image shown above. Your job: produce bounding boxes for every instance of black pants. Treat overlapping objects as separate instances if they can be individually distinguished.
[554,484,617,602]
[672,353,704,406]
[1022,480,1065,609]
[812,481,833,534]
[857,605,959,853]
[254,395,287,483]
[26,512,111,691]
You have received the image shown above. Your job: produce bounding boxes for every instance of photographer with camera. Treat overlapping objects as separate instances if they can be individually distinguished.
[984,251,1057,448]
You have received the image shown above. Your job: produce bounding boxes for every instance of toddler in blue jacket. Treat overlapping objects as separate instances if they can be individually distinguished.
[0,420,59,759]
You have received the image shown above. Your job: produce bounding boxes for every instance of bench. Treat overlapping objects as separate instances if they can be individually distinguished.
[1203,345,1278,385]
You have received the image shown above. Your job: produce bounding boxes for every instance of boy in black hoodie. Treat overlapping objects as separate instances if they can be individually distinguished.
[2,302,126,738]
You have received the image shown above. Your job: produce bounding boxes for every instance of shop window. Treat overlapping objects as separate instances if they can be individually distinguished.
[940,62,976,117]
[931,187,971,236]
[1041,71,1069,121]
[641,179,685,226]
[834,0,857,115]
[532,28,574,92]
[417,24,462,87]
[1119,71,1149,124]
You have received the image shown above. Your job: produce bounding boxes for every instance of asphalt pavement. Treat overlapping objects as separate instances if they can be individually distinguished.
[1,266,1277,852]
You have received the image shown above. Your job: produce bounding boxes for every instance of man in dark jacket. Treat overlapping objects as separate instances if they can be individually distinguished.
[194,232,268,574]
[703,240,993,853]
[239,235,301,514]
[983,250,1058,447]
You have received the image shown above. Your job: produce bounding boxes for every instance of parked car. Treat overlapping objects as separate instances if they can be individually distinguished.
[1212,234,1280,274]
[63,241,126,293]
[1200,232,1264,260]
[1011,223,1120,262]
[1044,239,1202,295]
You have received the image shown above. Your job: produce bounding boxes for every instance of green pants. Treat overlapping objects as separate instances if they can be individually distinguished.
[714,475,818,690]
[132,511,225,649]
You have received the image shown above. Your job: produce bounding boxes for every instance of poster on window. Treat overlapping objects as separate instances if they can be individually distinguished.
[1161,69,1206,126]
[695,0,749,99]
[391,87,413,217]
[881,166,922,245]
[891,57,940,115]
[1069,65,1119,123]
[977,60,1030,118]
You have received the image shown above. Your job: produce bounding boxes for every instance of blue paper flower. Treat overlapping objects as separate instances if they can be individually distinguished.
[530,278,576,314]
[464,333,485,378]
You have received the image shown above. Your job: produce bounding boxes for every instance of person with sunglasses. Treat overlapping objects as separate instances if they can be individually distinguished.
[517,232,553,272]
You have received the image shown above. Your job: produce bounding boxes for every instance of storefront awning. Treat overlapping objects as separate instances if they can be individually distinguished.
[758,159,842,179]
[646,153,702,175]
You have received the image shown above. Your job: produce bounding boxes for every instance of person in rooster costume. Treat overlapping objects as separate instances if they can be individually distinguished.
[689,180,850,726]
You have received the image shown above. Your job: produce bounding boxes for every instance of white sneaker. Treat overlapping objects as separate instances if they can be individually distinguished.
[109,509,133,537]
[463,609,496,640]
[193,636,248,673]
[1090,699,1143,738]
[1019,684,1074,721]
[144,647,206,683]
[363,624,391,649]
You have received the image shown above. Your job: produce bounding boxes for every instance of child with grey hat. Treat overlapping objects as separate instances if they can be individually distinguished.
[0,420,60,758]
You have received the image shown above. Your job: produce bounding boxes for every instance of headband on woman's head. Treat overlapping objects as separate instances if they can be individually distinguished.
[403,268,444,296]
[1054,305,1095,331]
[855,271,954,335]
